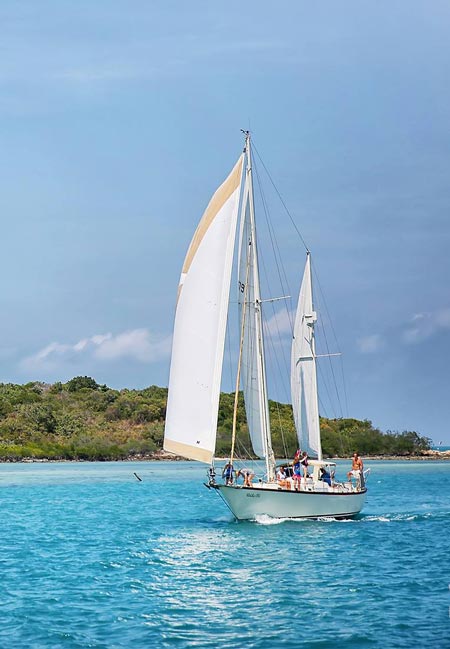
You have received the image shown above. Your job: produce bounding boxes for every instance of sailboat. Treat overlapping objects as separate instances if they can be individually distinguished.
[163,132,367,520]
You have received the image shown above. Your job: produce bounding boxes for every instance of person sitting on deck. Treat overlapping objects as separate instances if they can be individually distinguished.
[276,466,289,489]
[237,468,254,487]
[319,466,332,486]
[222,461,234,485]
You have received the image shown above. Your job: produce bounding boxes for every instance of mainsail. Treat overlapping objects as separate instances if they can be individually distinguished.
[291,252,322,459]
[164,155,244,463]
[237,152,274,473]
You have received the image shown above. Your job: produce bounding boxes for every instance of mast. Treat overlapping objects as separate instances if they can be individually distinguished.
[230,250,251,465]
[307,253,322,462]
[291,251,322,461]
[243,132,276,481]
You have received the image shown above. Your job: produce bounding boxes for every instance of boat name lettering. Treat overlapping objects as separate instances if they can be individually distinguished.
[246,492,261,498]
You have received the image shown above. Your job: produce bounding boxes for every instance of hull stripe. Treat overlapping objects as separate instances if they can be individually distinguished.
[214,485,367,497]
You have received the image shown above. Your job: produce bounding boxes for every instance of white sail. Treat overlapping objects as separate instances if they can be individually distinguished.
[237,167,272,465]
[291,252,322,459]
[164,155,244,463]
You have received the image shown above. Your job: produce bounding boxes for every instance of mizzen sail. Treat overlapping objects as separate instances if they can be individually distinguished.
[164,155,244,463]
[291,252,322,459]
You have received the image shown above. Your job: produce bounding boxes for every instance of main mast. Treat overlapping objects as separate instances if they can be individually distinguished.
[243,132,276,481]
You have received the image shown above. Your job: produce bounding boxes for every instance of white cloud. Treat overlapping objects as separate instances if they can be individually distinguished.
[94,329,171,362]
[21,329,172,372]
[264,308,294,339]
[357,334,384,354]
[402,308,450,344]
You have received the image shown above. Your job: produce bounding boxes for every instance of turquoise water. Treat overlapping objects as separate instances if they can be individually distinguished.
[1,460,449,648]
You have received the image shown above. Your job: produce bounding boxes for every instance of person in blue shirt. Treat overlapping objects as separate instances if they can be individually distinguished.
[319,466,332,486]
[222,461,234,485]
[292,458,302,491]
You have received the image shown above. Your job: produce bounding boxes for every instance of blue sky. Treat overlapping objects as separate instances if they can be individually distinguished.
[1,1,449,443]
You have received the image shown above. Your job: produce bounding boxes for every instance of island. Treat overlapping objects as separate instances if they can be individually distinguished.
[0,376,439,462]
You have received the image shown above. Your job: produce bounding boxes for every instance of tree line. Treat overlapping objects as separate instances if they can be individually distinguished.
[0,377,432,461]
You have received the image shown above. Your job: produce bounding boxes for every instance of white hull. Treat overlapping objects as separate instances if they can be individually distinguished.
[213,484,366,520]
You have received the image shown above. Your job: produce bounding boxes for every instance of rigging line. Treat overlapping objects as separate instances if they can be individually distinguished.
[235,438,258,468]
[313,301,346,456]
[260,299,290,404]
[262,320,291,460]
[252,141,310,253]
[259,285,291,404]
[255,256,292,458]
[252,159,293,397]
[263,316,290,415]
[251,138,349,423]
[251,149,314,458]
[311,259,349,417]
[315,312,342,418]
[243,163,292,456]
[252,154,293,319]
[317,394,328,422]
[259,316,291,421]
[310,260,344,419]
[275,402,290,461]
[239,301,265,461]
[316,336,346,457]
[244,142,275,476]
[253,159,295,345]
[317,311,344,418]
[338,354,350,419]
[252,155,294,333]
[316,359,338,420]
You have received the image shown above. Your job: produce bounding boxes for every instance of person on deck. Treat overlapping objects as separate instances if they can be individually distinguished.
[347,452,364,484]
[300,451,309,483]
[222,461,234,485]
[319,466,332,486]
[276,466,288,489]
[292,458,302,491]
[237,468,254,487]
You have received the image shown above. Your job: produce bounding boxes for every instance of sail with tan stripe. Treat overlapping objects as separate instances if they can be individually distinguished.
[164,155,244,463]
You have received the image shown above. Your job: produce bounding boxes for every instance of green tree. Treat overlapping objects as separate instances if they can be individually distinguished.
[66,376,100,392]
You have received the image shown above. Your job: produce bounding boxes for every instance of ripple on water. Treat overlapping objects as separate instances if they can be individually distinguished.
[0,460,449,648]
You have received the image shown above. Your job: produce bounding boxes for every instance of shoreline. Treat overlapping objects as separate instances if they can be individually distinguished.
[1,450,449,463]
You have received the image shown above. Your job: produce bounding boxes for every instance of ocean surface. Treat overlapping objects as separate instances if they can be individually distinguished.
[1,460,449,648]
